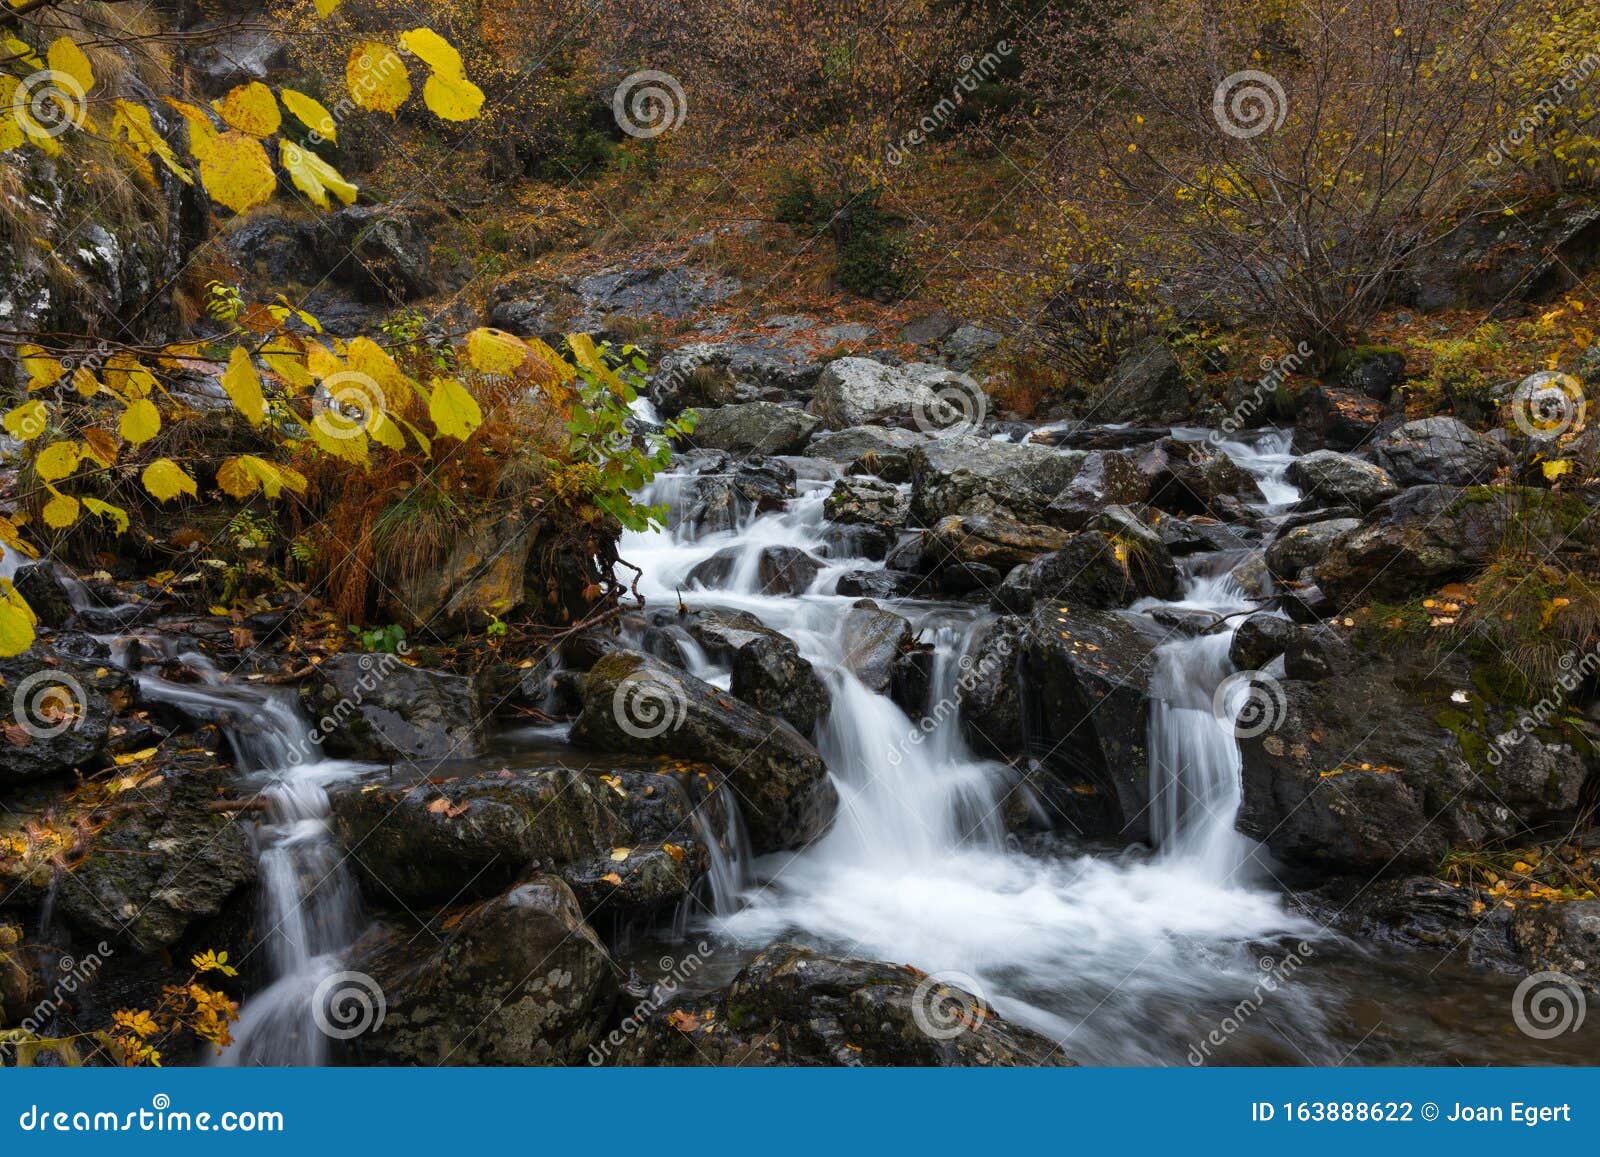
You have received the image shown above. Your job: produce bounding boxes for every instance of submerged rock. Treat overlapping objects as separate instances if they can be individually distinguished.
[686,544,822,596]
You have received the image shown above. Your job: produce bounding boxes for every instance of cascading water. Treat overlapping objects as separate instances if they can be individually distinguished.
[616,433,1336,1062]
[104,636,371,1065]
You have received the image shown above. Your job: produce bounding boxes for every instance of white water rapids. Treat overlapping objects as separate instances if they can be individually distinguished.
[618,429,1336,1063]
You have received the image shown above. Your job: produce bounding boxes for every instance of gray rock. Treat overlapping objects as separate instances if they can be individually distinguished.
[686,545,821,596]
[839,601,915,694]
[690,401,821,455]
[824,477,909,530]
[1286,450,1400,512]
[942,324,1002,370]
[1264,518,1362,580]
[1101,339,1190,424]
[355,879,616,1065]
[927,512,1070,572]
[958,615,1026,758]
[1045,449,1152,529]
[807,424,930,464]
[0,647,130,784]
[811,358,978,430]
[1513,901,1600,992]
[1372,417,1510,487]
[574,265,740,321]
[909,435,1085,524]
[302,654,484,767]
[569,651,836,852]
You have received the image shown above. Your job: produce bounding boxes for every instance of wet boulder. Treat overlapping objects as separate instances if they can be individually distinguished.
[10,562,77,631]
[1102,339,1190,424]
[685,610,829,734]
[354,879,617,1065]
[570,651,836,852]
[1294,385,1384,451]
[993,529,1178,615]
[834,568,923,600]
[1022,606,1162,842]
[1372,417,1510,487]
[839,601,916,695]
[303,654,485,768]
[689,401,822,455]
[908,436,1085,526]
[1228,614,1299,670]
[926,512,1069,573]
[1332,877,1518,972]
[676,458,797,536]
[330,767,653,906]
[1044,449,1152,529]
[958,615,1027,759]
[1313,485,1551,604]
[1285,450,1400,512]
[686,544,822,596]
[615,943,1070,1066]
[1139,438,1265,518]
[806,424,930,466]
[1264,517,1362,581]
[0,645,131,785]
[824,477,908,531]
[52,757,256,951]
[1236,656,1591,875]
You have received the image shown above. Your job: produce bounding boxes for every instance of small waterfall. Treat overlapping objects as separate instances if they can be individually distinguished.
[108,637,370,1065]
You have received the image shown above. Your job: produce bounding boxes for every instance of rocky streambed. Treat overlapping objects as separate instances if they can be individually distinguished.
[4,347,1600,1066]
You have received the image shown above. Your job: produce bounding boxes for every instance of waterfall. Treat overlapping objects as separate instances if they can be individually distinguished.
[620,431,1331,1062]
[106,636,370,1065]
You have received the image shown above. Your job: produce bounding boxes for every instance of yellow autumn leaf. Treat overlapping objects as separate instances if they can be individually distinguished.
[33,440,80,482]
[421,72,484,122]
[119,398,161,444]
[279,88,336,142]
[367,409,405,451]
[0,516,38,559]
[81,428,119,467]
[1541,458,1574,481]
[199,131,277,214]
[346,42,410,116]
[141,458,198,502]
[103,352,157,399]
[222,346,268,425]
[345,336,413,407]
[398,28,467,77]
[71,367,100,398]
[164,98,218,160]
[567,332,624,390]
[2,400,47,441]
[45,37,94,97]
[465,327,531,375]
[279,140,357,209]
[81,497,129,533]
[314,0,343,14]
[110,100,191,183]
[19,344,64,389]
[41,490,80,529]
[428,377,482,440]
[214,81,281,136]
[217,454,307,499]
[309,419,369,467]
[0,579,38,658]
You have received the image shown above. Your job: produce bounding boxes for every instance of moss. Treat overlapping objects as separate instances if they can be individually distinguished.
[1435,706,1492,772]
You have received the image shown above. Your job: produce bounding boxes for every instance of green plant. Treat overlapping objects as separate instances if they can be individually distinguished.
[348,623,408,653]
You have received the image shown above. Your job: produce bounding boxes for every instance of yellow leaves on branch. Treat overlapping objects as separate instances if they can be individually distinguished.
[199,131,278,214]
[119,397,161,444]
[463,327,576,402]
[33,441,80,482]
[217,455,307,500]
[347,42,410,116]
[427,377,482,441]
[45,36,94,101]
[221,346,268,425]
[2,400,47,441]
[279,88,337,142]
[214,81,280,137]
[0,579,39,659]
[41,490,79,530]
[141,459,197,503]
[279,140,357,208]
[398,27,485,122]
[110,101,191,185]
